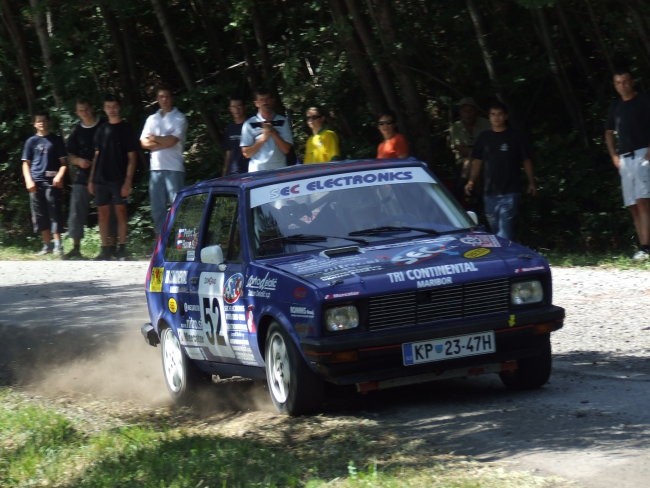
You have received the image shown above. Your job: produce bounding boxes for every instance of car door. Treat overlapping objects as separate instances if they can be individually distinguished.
[188,192,257,366]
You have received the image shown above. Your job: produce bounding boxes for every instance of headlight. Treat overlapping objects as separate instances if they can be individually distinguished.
[324,305,359,332]
[511,280,543,305]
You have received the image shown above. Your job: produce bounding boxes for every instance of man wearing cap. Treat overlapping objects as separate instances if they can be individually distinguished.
[449,97,490,205]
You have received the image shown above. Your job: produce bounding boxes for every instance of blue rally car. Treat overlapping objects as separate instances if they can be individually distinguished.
[142,159,564,415]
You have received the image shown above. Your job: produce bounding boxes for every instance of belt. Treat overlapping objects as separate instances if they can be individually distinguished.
[620,149,647,158]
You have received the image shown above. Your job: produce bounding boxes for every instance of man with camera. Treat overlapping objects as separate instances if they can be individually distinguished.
[241,89,294,172]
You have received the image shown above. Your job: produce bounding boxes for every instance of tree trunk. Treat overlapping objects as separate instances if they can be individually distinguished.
[188,0,224,68]
[626,1,650,71]
[583,0,614,75]
[466,0,501,101]
[250,1,274,86]
[28,0,63,109]
[531,7,589,148]
[555,2,598,94]
[0,0,37,114]
[149,0,221,145]
[371,0,429,160]
[98,4,136,104]
[328,0,384,114]
[343,0,398,115]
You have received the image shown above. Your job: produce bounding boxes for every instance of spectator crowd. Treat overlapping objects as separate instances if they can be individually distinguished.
[22,67,650,260]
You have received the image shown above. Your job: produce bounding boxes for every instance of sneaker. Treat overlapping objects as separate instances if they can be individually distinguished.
[114,244,129,261]
[35,243,53,256]
[64,248,82,260]
[632,249,649,261]
[53,245,64,258]
[94,247,114,261]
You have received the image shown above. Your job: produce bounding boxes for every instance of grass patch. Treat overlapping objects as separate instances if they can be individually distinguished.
[0,388,568,488]
[0,225,153,261]
[541,250,650,269]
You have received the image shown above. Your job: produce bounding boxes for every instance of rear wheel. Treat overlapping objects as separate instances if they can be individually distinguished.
[265,322,324,415]
[499,335,552,390]
[161,327,211,405]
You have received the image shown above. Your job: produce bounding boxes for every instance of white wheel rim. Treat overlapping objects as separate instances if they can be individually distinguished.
[268,332,290,403]
[162,329,184,393]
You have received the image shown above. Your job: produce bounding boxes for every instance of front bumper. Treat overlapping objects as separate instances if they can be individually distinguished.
[301,305,564,386]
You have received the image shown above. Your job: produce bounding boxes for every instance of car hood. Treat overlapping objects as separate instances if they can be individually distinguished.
[264,232,549,295]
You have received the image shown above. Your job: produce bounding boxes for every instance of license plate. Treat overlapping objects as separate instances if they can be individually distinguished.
[402,331,495,365]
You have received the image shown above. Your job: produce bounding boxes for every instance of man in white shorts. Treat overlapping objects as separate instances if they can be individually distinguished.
[605,68,650,260]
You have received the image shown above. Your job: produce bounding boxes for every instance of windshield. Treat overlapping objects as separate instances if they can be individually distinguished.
[250,166,473,257]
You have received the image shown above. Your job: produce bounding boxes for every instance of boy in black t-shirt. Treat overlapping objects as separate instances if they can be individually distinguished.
[465,101,536,241]
[88,95,139,260]
[65,99,105,259]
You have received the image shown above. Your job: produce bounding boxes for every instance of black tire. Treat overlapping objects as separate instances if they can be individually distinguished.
[160,327,211,405]
[264,322,324,415]
[499,335,552,390]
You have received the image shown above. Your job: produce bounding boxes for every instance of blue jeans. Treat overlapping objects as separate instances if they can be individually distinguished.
[149,170,185,234]
[483,193,520,241]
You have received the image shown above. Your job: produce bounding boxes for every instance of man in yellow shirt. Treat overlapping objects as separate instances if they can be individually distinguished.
[303,106,340,163]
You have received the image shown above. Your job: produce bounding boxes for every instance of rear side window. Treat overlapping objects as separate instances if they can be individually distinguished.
[164,193,208,262]
[204,194,240,261]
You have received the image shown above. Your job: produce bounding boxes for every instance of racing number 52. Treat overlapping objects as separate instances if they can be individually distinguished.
[202,296,221,345]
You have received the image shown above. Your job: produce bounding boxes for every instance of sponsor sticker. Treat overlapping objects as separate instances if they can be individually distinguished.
[514,265,545,273]
[290,305,315,319]
[224,273,244,304]
[168,298,178,313]
[149,267,163,292]
[246,272,278,298]
[165,269,188,285]
[459,234,501,248]
[463,247,491,259]
[250,166,434,207]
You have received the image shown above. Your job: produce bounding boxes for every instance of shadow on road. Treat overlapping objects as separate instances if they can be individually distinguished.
[0,279,147,386]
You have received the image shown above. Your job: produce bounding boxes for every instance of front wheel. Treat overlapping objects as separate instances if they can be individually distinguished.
[499,335,552,390]
[265,322,324,415]
[161,327,211,405]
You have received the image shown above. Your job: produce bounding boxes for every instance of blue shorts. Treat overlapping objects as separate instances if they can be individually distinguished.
[30,182,63,234]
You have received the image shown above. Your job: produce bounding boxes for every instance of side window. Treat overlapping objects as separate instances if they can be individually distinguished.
[204,194,240,262]
[164,193,208,262]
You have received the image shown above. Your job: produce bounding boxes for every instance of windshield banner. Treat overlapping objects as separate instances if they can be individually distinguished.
[250,166,435,207]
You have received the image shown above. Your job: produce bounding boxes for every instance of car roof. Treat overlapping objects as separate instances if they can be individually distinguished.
[185,158,429,194]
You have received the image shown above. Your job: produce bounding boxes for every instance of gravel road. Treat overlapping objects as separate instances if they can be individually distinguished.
[0,261,648,487]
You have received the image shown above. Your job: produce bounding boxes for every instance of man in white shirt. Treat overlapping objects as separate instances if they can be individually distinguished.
[140,87,188,236]
[241,89,293,172]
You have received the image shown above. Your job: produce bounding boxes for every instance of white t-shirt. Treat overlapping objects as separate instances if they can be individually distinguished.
[240,113,293,172]
[140,107,187,172]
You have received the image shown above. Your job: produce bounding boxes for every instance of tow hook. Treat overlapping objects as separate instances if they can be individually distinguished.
[141,323,160,347]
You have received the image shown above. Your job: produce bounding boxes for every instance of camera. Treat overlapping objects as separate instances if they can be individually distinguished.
[250,120,285,129]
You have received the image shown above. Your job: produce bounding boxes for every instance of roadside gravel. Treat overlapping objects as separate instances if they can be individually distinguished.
[551,266,650,361]
[1,261,649,488]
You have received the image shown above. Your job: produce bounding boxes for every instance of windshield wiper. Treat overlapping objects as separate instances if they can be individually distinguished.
[261,233,368,245]
[261,233,327,244]
[349,225,440,236]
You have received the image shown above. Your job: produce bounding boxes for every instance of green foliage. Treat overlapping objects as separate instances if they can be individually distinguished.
[1,1,649,253]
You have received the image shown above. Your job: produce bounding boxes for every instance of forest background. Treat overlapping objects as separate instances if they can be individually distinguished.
[1,0,648,253]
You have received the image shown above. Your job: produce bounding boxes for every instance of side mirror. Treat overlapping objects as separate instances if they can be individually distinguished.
[467,210,478,225]
[201,244,225,265]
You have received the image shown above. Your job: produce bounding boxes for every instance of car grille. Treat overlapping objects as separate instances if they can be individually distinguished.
[367,278,510,330]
